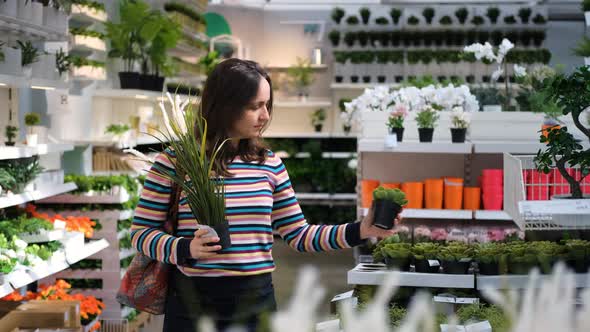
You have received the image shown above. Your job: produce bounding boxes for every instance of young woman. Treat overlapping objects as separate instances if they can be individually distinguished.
[130,58,400,332]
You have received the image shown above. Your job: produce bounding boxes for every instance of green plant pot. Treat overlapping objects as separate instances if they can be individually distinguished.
[477,261,499,275]
[414,259,440,273]
[384,256,410,271]
[441,260,471,274]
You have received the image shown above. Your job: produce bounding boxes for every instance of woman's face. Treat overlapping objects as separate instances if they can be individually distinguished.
[230,76,271,139]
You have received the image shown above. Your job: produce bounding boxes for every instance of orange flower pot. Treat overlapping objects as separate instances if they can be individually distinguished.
[444,178,464,210]
[541,124,561,140]
[361,179,380,208]
[381,183,401,190]
[401,182,424,209]
[463,187,481,210]
[424,178,444,209]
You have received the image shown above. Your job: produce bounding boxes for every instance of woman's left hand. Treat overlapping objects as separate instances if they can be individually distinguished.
[359,206,403,240]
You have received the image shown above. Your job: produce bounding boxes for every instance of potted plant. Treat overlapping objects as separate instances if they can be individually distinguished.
[455,7,469,25]
[564,239,590,273]
[381,243,411,271]
[199,51,221,77]
[359,7,370,25]
[4,125,17,146]
[536,66,590,199]
[357,31,369,48]
[55,48,70,79]
[310,108,326,132]
[506,242,538,274]
[533,14,547,25]
[486,7,501,24]
[69,55,106,81]
[346,16,359,25]
[504,15,517,24]
[412,242,440,273]
[471,15,485,26]
[375,17,388,25]
[372,234,402,263]
[439,15,452,25]
[17,40,39,78]
[530,241,566,274]
[475,242,507,275]
[572,37,590,66]
[387,104,407,142]
[422,7,435,25]
[287,57,315,101]
[438,242,474,274]
[339,98,354,134]
[328,30,340,47]
[105,123,131,146]
[331,7,345,24]
[583,0,590,26]
[24,112,41,146]
[333,51,347,83]
[389,8,402,25]
[415,105,440,142]
[450,106,470,143]
[343,32,356,47]
[407,15,419,26]
[518,7,532,24]
[371,186,407,230]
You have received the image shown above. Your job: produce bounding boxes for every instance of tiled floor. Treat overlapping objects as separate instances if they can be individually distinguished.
[140,238,356,331]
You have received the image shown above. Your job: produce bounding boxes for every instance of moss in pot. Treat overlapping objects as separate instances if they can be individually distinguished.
[506,242,538,275]
[530,241,566,274]
[381,243,412,271]
[372,186,407,230]
[564,239,590,273]
[475,242,508,275]
[412,242,440,273]
[438,242,474,274]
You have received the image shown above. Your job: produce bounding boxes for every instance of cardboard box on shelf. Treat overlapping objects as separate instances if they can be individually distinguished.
[0,301,81,331]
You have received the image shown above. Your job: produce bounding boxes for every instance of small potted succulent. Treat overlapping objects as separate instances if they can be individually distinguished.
[381,243,412,271]
[438,242,474,274]
[387,104,408,142]
[564,239,590,273]
[506,242,538,275]
[24,112,41,146]
[311,108,326,132]
[415,105,440,143]
[4,125,18,146]
[372,233,405,263]
[372,186,407,230]
[389,8,402,25]
[449,106,471,143]
[412,242,440,273]
[475,242,507,275]
[530,241,566,274]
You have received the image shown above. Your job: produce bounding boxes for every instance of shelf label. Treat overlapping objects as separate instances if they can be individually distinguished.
[428,260,440,267]
[519,200,590,215]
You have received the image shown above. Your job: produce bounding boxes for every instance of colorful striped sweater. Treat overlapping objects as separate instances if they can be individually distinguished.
[131,149,362,277]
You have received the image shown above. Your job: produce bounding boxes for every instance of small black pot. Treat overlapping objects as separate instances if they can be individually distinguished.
[566,259,590,274]
[149,75,165,92]
[395,76,403,83]
[4,141,15,147]
[477,261,499,275]
[384,256,411,271]
[442,260,471,274]
[418,128,434,143]
[362,76,371,83]
[351,76,359,83]
[451,128,467,143]
[377,76,386,83]
[508,262,537,275]
[314,124,323,132]
[343,125,352,134]
[414,259,440,273]
[389,127,404,142]
[373,199,402,230]
[213,220,232,250]
[118,72,141,89]
[335,76,343,83]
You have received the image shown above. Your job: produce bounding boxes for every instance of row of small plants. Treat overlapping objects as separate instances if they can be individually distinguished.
[333,49,552,65]
[331,7,545,27]
[329,29,546,48]
[65,174,140,196]
[69,27,105,40]
[373,235,590,275]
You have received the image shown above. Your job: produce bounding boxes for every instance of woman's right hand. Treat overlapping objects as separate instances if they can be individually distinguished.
[189,229,222,259]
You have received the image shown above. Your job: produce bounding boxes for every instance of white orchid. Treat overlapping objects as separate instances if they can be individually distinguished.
[464,42,496,62]
[497,38,515,63]
[514,64,527,78]
[491,67,504,82]
[451,107,472,129]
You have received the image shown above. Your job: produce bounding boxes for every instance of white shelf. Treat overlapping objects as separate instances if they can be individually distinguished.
[296,193,356,200]
[472,141,547,154]
[0,281,14,298]
[275,151,356,159]
[0,143,74,161]
[0,13,67,41]
[136,135,165,145]
[36,187,131,204]
[0,182,77,209]
[361,208,471,220]
[70,4,107,24]
[38,209,133,221]
[358,139,473,154]
[66,239,110,264]
[70,35,107,53]
[348,264,474,288]
[263,132,356,139]
[331,83,388,90]
[0,73,67,89]
[474,210,512,221]
[476,274,590,290]
[93,89,199,103]
[274,99,332,108]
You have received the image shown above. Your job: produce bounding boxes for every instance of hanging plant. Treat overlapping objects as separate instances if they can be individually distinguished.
[422,7,435,25]
[331,7,345,24]
[486,7,501,24]
[455,7,469,24]
[359,7,371,25]
[389,8,402,25]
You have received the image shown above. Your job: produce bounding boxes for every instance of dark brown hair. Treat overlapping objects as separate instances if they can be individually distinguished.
[200,58,272,176]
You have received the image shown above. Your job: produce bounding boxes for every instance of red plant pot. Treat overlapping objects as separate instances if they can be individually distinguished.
[483,193,503,210]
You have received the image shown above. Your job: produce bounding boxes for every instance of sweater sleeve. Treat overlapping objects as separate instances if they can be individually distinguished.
[270,155,363,251]
[130,150,190,265]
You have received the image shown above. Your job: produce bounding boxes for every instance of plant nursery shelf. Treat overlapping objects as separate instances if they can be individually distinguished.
[472,141,548,154]
[37,209,133,221]
[474,210,512,221]
[361,208,514,221]
[358,139,473,154]
[66,239,109,264]
[476,274,590,290]
[274,151,356,159]
[36,187,132,205]
[0,143,74,160]
[70,5,107,24]
[348,264,475,288]
[0,182,77,209]
[0,13,67,41]
[263,132,356,139]
[93,89,199,103]
[274,99,332,108]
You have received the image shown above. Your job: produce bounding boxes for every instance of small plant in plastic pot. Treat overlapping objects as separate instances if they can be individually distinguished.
[437,242,474,274]
[475,242,507,275]
[372,186,407,230]
[412,242,441,273]
[564,239,590,273]
[381,243,412,271]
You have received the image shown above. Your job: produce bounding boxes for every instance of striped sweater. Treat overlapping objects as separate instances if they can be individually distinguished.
[131,149,362,277]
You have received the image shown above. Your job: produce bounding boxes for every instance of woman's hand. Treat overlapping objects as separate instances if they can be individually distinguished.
[189,229,222,259]
[359,207,403,240]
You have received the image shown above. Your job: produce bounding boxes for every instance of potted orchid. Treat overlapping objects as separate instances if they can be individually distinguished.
[387,104,408,142]
[450,106,470,143]
[415,105,440,143]
[341,99,357,134]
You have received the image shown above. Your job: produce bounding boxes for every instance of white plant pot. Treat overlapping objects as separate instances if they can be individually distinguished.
[45,53,57,80]
[0,47,22,76]
[55,10,68,33]
[32,54,48,79]
[26,133,38,147]
[17,0,32,21]
[0,0,18,17]
[586,12,590,27]
[43,7,58,30]
[23,65,32,78]
[31,2,42,25]
[482,105,502,112]
[585,57,590,67]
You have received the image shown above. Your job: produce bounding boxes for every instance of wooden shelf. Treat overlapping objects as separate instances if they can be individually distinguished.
[0,182,77,209]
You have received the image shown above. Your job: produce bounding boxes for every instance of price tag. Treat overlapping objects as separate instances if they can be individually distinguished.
[53,219,66,229]
[465,320,492,332]
[459,258,472,263]
[428,259,440,267]
[433,296,456,303]
[456,297,479,304]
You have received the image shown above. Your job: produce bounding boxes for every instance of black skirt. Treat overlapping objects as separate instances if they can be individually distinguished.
[163,268,276,332]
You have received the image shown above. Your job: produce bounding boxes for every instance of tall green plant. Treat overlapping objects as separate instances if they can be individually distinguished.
[287,57,315,90]
[17,41,39,67]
